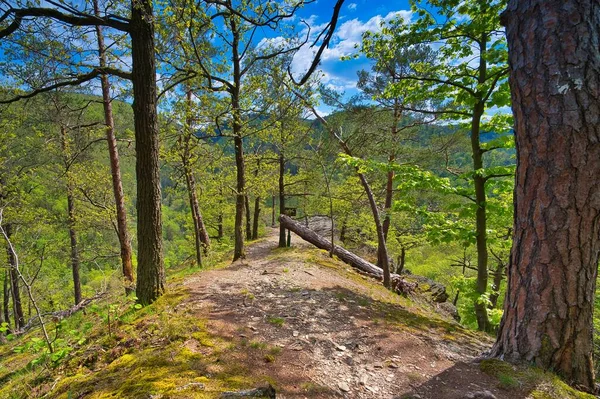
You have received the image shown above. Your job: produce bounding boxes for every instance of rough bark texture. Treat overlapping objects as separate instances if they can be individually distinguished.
[280,215,396,280]
[491,0,600,391]
[93,0,134,291]
[60,126,82,306]
[131,0,165,304]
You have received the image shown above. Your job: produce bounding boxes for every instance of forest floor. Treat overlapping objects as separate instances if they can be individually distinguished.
[0,228,594,399]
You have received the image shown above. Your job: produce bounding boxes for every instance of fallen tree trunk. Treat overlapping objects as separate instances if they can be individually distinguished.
[280,214,397,280]
[16,292,106,334]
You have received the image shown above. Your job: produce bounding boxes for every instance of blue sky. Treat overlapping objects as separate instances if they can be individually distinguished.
[285,0,413,109]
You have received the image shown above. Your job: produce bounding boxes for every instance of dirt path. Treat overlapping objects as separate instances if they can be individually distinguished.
[181,229,509,399]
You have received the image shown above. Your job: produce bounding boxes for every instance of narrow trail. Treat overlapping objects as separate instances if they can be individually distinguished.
[181,229,507,399]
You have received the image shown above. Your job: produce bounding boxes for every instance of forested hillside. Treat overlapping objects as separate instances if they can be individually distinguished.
[1,0,599,398]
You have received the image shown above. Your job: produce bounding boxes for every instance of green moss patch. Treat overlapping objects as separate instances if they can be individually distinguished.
[480,359,595,399]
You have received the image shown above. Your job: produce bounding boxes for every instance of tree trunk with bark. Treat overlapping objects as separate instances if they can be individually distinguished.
[396,247,406,274]
[280,215,396,280]
[230,15,246,261]
[471,100,489,332]
[181,90,210,265]
[245,195,252,240]
[491,0,600,391]
[252,196,260,240]
[271,194,275,227]
[278,150,286,248]
[131,0,164,304]
[93,0,135,293]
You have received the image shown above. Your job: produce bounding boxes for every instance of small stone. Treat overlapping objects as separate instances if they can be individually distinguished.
[388,362,399,369]
[336,345,347,351]
[293,330,299,337]
[464,390,497,399]
[338,382,350,392]
[374,362,383,369]
[359,374,368,385]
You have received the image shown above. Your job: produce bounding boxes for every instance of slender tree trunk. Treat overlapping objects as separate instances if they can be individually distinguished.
[2,269,9,329]
[60,126,82,306]
[66,185,82,305]
[93,0,134,293]
[252,196,260,240]
[381,100,400,261]
[217,188,224,240]
[488,259,505,309]
[471,100,489,331]
[184,167,204,267]
[381,157,394,241]
[131,0,164,304]
[182,90,210,263]
[357,173,391,288]
[186,161,211,254]
[230,15,246,261]
[379,154,395,268]
[5,225,23,329]
[397,247,406,274]
[271,194,275,227]
[492,0,600,391]
[305,106,392,288]
[245,195,252,240]
[278,150,286,248]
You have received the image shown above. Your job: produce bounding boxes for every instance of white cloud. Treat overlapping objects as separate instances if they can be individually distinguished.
[321,10,411,62]
[288,9,411,93]
[348,3,357,10]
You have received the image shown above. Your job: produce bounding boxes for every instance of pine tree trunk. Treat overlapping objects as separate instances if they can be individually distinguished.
[93,0,135,292]
[252,196,260,240]
[492,0,600,391]
[131,0,164,304]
